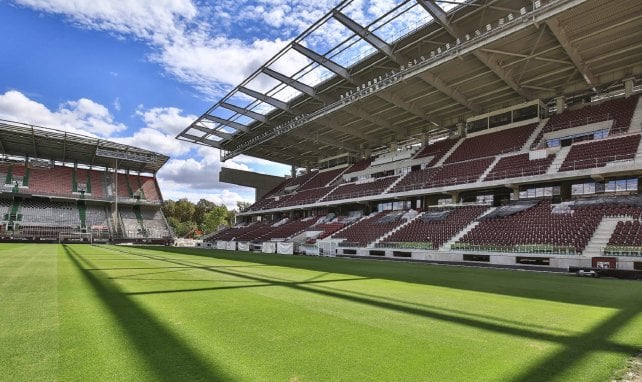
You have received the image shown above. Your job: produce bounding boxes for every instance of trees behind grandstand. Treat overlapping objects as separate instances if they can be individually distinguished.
[162,198,236,237]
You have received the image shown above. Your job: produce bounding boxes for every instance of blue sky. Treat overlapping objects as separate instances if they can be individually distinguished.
[0,0,451,208]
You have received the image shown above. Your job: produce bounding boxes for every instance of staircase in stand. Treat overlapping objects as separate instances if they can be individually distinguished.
[440,207,495,251]
[546,146,571,174]
[371,212,424,247]
[583,217,627,256]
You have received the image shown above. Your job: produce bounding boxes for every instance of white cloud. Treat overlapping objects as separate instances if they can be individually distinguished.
[0,90,126,136]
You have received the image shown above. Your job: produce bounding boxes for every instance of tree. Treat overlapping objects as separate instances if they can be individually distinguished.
[201,205,229,233]
[173,198,196,223]
[237,201,252,212]
[194,199,216,226]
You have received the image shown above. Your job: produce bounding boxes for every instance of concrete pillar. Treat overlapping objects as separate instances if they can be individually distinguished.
[456,122,466,138]
[450,191,460,204]
[555,96,565,115]
[290,165,296,178]
[511,186,520,201]
[624,78,635,98]
[389,142,398,152]
[420,133,429,147]
[363,149,371,159]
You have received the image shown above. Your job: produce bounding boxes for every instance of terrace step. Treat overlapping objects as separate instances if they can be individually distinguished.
[583,217,628,256]
[435,138,464,166]
[441,206,495,251]
[628,95,642,133]
[546,146,571,174]
[523,118,549,150]
[370,212,424,247]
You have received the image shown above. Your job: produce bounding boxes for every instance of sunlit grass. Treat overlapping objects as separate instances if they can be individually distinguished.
[1,244,640,381]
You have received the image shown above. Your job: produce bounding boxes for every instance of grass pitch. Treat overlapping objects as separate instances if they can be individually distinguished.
[1,244,641,381]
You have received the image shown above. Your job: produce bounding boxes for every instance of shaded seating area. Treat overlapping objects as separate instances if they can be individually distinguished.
[559,134,640,172]
[332,211,405,246]
[413,138,459,166]
[381,205,488,249]
[322,176,400,202]
[455,199,642,254]
[484,153,555,181]
[424,158,495,188]
[297,168,345,191]
[444,124,536,164]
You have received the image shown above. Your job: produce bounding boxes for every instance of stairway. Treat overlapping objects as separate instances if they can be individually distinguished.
[479,155,503,181]
[523,118,549,149]
[546,146,571,174]
[583,217,626,256]
[132,205,148,237]
[371,212,424,247]
[628,96,642,133]
[383,172,409,194]
[77,201,87,232]
[440,207,495,251]
[434,138,464,166]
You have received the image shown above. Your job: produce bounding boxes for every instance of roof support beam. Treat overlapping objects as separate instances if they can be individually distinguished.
[289,130,361,153]
[262,67,320,100]
[335,8,480,114]
[347,104,394,131]
[316,116,380,145]
[202,114,250,132]
[181,133,222,148]
[332,10,397,60]
[417,0,532,100]
[187,123,234,141]
[220,102,270,124]
[292,43,353,82]
[546,18,597,86]
[238,86,293,113]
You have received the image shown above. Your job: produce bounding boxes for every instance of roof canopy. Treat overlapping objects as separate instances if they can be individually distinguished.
[0,120,169,173]
[177,0,642,167]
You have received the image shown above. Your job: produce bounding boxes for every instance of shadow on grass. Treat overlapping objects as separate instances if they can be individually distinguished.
[109,245,642,382]
[62,245,236,381]
[146,246,642,310]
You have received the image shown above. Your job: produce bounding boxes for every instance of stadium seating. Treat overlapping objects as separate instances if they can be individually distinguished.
[456,199,642,254]
[531,95,640,148]
[259,217,318,240]
[322,176,400,201]
[484,153,555,181]
[413,138,459,165]
[381,205,488,249]
[332,211,406,246]
[424,157,495,188]
[444,124,536,164]
[274,186,335,208]
[344,158,374,174]
[297,168,345,191]
[559,134,640,172]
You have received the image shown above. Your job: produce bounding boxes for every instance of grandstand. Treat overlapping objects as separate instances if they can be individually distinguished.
[178,0,642,270]
[0,120,173,243]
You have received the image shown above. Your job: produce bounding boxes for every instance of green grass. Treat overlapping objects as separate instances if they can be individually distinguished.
[1,243,641,381]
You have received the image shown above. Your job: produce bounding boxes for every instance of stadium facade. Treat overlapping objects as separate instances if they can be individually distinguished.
[178,0,642,271]
[0,120,173,243]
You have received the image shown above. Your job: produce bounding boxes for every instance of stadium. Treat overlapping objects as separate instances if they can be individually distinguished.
[0,120,172,243]
[3,0,642,381]
[179,0,642,273]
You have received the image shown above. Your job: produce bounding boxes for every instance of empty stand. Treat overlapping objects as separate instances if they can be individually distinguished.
[274,186,335,208]
[559,134,640,172]
[382,206,488,249]
[425,158,495,188]
[322,176,400,201]
[259,217,318,240]
[484,153,555,181]
[445,124,536,164]
[298,168,345,191]
[333,211,405,246]
[414,138,459,166]
[456,200,642,254]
